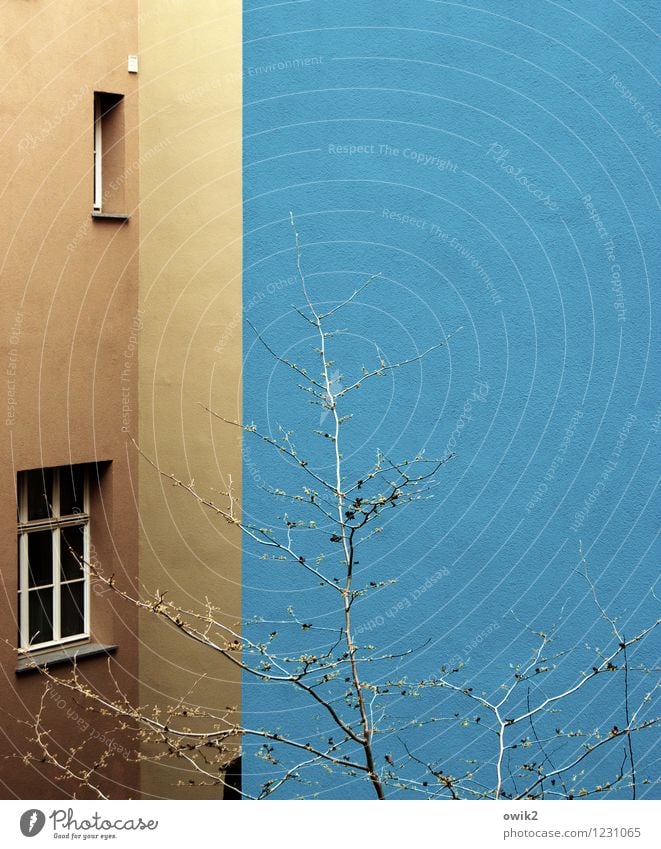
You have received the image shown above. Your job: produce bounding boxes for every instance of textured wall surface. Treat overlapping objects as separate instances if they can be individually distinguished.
[0,0,141,799]
[243,1,659,799]
[138,0,243,799]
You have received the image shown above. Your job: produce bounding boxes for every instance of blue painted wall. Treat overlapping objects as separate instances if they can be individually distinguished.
[242,0,659,799]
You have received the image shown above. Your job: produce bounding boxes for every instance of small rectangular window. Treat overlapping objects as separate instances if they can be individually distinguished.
[93,92,125,214]
[17,465,92,651]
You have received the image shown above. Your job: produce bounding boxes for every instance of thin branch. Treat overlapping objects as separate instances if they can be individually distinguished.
[514,719,657,800]
[622,635,636,799]
[336,330,463,399]
[317,272,382,320]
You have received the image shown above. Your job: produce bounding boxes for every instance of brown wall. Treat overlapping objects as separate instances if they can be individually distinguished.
[0,1,141,798]
[137,0,243,799]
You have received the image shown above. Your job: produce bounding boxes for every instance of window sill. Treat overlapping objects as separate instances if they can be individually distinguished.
[16,642,118,674]
[91,211,130,221]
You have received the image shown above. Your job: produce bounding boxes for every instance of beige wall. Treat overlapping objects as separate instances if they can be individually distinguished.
[137,1,242,799]
[0,0,141,798]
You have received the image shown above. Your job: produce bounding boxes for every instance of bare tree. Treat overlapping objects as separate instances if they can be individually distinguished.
[18,217,659,800]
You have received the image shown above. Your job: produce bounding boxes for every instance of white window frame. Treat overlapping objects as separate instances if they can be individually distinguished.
[17,467,91,653]
[93,95,103,211]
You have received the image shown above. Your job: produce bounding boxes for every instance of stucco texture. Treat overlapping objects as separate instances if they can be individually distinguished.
[242,1,659,799]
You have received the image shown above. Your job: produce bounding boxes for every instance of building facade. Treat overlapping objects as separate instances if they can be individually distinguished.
[0,0,241,799]
[136,0,242,800]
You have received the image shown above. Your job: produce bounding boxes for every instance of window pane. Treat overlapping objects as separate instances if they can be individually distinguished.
[60,466,86,516]
[27,531,53,588]
[25,468,53,520]
[61,526,86,581]
[28,588,53,645]
[61,581,85,638]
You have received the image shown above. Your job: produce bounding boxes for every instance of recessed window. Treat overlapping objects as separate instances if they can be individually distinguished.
[17,465,92,651]
[93,92,125,214]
